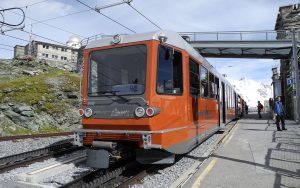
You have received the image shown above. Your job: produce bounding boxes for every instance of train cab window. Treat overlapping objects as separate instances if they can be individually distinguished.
[200,66,208,97]
[88,45,147,96]
[209,72,216,98]
[157,45,183,95]
[189,58,200,96]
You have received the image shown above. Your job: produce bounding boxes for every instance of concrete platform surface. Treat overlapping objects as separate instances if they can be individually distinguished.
[184,113,300,188]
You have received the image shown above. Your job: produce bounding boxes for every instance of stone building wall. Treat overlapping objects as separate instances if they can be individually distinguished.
[275,4,300,119]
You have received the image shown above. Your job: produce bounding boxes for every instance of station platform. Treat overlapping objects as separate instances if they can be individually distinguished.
[184,113,300,188]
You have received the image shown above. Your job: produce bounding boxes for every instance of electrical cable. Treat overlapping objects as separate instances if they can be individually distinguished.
[1,33,29,42]
[0,6,86,38]
[28,9,91,26]
[0,43,14,47]
[21,0,49,9]
[20,29,66,45]
[0,12,4,28]
[0,47,14,51]
[0,7,25,26]
[75,0,136,33]
[126,3,161,30]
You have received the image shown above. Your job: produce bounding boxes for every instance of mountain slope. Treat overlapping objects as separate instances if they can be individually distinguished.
[228,77,272,107]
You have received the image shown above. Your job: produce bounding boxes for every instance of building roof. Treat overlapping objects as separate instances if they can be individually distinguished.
[31,40,78,51]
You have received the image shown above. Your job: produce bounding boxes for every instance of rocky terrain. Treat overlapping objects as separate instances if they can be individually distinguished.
[0,59,81,136]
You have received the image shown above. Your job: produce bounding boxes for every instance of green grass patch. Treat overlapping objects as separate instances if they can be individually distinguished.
[0,68,80,114]
[2,125,32,135]
[38,125,65,133]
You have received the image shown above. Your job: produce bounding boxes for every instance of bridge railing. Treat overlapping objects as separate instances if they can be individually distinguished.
[178,30,294,41]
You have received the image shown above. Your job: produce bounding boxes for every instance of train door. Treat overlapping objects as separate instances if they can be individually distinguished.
[221,82,226,123]
[215,77,220,126]
[189,58,200,143]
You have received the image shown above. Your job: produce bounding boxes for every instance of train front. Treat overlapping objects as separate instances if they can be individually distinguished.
[74,34,167,168]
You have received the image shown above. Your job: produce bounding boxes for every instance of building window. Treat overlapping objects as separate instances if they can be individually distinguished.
[42,53,45,56]
[55,55,58,59]
[46,45,49,49]
[61,56,63,60]
[45,54,48,58]
[52,55,55,58]
[156,45,183,95]
[64,57,67,60]
[43,45,46,48]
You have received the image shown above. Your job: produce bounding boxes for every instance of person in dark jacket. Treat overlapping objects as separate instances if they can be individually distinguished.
[257,101,263,118]
[274,96,287,131]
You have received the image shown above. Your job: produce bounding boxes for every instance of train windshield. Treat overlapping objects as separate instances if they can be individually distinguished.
[88,45,147,96]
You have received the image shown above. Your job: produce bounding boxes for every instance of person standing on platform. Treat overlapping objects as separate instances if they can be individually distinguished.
[257,101,263,118]
[274,96,287,131]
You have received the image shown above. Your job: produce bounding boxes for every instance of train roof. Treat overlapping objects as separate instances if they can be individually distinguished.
[85,30,240,96]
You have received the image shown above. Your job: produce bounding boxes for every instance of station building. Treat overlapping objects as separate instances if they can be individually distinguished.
[275,4,300,119]
[13,41,78,68]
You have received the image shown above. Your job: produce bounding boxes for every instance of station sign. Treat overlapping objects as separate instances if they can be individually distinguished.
[287,78,293,86]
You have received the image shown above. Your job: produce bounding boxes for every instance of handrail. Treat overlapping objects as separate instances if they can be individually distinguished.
[178,30,295,41]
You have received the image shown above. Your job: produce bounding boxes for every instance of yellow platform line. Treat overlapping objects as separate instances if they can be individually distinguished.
[191,122,239,188]
[191,157,218,188]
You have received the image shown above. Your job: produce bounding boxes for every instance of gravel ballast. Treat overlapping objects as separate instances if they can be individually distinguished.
[131,122,236,188]
[0,136,73,158]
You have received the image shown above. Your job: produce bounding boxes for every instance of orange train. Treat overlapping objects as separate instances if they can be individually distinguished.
[74,30,245,168]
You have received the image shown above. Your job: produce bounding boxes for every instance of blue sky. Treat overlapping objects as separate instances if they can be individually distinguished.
[0,0,298,84]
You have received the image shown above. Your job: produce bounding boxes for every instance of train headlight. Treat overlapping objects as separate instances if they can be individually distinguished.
[135,107,145,118]
[158,33,168,43]
[84,108,93,117]
[146,107,154,117]
[78,109,84,116]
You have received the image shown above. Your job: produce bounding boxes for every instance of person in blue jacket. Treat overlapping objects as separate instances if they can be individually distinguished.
[274,96,287,131]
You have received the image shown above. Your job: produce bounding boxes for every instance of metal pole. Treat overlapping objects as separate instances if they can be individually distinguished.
[292,28,300,122]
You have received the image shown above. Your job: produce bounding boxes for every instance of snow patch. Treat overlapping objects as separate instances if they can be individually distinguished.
[228,77,272,107]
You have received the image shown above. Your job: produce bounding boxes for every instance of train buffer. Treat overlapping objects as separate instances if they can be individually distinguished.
[180,113,300,188]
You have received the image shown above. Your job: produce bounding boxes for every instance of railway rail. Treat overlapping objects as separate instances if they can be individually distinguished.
[58,120,238,188]
[0,132,73,141]
[0,139,81,173]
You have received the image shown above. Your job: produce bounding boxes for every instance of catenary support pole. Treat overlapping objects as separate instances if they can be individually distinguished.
[291,28,300,122]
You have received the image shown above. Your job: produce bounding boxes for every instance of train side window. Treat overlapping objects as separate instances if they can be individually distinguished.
[209,72,215,98]
[200,66,208,97]
[189,58,200,96]
[215,77,219,100]
[157,45,183,95]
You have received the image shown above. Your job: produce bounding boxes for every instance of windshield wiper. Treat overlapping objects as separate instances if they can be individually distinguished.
[89,90,128,102]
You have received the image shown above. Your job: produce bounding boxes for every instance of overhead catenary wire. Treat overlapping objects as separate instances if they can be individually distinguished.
[126,3,161,30]
[20,29,66,45]
[0,43,14,47]
[0,6,86,38]
[0,47,14,51]
[1,33,29,42]
[75,0,136,33]
[21,0,49,9]
[28,9,91,26]
[0,8,25,27]
[1,28,65,46]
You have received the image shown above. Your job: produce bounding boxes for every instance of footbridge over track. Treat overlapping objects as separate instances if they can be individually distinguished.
[178,30,300,122]
[178,30,299,59]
